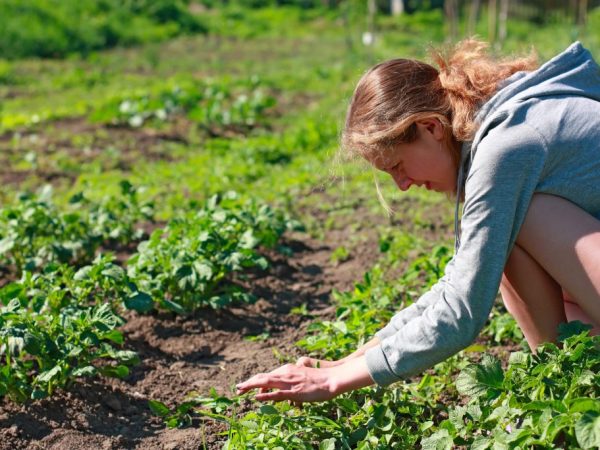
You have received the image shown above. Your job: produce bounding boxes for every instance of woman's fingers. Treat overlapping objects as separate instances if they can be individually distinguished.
[296,356,313,367]
[256,389,297,402]
[237,373,290,393]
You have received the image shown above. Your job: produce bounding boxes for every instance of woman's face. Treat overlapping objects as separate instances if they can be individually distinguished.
[367,119,457,194]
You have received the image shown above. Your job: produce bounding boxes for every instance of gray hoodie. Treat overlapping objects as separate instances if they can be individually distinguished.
[365,42,600,386]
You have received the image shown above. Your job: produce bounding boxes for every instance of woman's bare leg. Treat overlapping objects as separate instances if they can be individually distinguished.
[500,244,566,349]
[501,194,600,350]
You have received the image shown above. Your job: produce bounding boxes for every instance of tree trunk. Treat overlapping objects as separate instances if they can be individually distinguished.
[488,0,497,43]
[365,0,377,62]
[498,0,509,45]
[342,0,353,53]
[468,0,482,36]
[577,0,588,26]
[445,0,459,42]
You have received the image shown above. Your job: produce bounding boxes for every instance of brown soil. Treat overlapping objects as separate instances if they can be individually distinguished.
[0,118,189,188]
[0,222,384,450]
[0,105,281,189]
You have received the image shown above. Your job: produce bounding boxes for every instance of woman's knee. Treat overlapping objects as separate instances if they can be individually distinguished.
[514,193,600,326]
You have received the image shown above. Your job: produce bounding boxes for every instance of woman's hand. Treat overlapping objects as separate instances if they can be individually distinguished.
[236,363,337,403]
[236,356,375,405]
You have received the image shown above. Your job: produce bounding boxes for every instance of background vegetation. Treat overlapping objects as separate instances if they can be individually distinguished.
[1,1,599,448]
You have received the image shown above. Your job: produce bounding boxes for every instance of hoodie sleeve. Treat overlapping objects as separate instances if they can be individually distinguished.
[365,115,549,386]
[375,257,456,341]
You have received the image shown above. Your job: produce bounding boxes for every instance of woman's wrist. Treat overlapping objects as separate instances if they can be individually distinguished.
[341,336,381,363]
[327,356,375,396]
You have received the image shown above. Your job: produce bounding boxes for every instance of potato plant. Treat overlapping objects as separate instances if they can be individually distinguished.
[0,182,154,274]
[149,248,463,447]
[0,190,97,273]
[150,243,599,450]
[0,255,152,401]
[435,322,600,449]
[127,192,301,313]
[90,79,276,133]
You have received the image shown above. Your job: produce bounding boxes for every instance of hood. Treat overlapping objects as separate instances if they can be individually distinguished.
[453,41,600,251]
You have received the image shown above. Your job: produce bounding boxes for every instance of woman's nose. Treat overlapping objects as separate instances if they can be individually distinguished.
[392,173,413,191]
[399,178,413,191]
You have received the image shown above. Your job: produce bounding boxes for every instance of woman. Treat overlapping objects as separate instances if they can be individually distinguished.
[236,39,600,403]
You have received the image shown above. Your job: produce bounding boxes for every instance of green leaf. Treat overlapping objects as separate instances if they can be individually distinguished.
[463,344,487,353]
[31,389,48,400]
[569,398,600,414]
[72,366,97,377]
[101,265,125,281]
[558,320,592,342]
[36,365,62,383]
[239,229,260,248]
[0,237,15,254]
[165,417,180,428]
[193,261,213,280]
[7,336,25,355]
[576,411,600,449]
[160,298,186,315]
[0,283,23,304]
[508,351,529,366]
[23,333,41,356]
[148,399,171,417]
[421,429,453,450]
[319,438,336,450]
[100,365,129,378]
[115,350,140,366]
[455,354,504,399]
[470,436,491,450]
[259,404,279,415]
[74,266,93,281]
[254,256,268,271]
[102,329,124,345]
[124,292,154,313]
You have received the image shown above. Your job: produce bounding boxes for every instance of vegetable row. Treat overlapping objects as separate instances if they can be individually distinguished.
[0,188,298,401]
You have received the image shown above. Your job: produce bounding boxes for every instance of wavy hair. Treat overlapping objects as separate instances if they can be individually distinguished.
[341,39,538,168]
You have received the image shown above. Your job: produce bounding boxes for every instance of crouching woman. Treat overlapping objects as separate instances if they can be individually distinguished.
[237,40,600,403]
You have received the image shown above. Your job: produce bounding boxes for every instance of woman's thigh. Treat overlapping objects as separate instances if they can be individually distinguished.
[516,194,600,328]
[563,289,600,334]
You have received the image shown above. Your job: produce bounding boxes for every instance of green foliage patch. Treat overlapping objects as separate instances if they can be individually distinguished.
[127,191,301,312]
[90,78,276,134]
[0,0,207,59]
[436,323,600,449]
[0,255,147,401]
[0,182,154,274]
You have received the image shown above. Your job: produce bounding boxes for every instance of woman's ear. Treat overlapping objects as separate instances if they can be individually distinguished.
[416,118,445,141]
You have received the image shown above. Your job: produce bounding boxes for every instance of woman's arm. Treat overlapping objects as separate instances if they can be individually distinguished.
[236,355,375,403]
[295,335,381,368]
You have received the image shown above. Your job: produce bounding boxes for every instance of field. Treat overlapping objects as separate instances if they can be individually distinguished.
[1,3,600,449]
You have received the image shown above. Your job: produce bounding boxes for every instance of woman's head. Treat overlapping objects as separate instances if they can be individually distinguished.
[341,39,538,194]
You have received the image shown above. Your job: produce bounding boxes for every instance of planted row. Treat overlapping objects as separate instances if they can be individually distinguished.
[149,248,460,447]
[150,241,599,449]
[0,256,148,402]
[128,192,302,312]
[428,322,600,449]
[0,181,154,274]
[90,78,276,133]
[0,191,298,401]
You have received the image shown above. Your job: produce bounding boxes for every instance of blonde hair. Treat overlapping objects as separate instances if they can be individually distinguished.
[341,38,538,169]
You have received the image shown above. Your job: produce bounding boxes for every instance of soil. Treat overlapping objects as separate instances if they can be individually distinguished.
[0,118,189,188]
[0,217,385,450]
[0,110,468,449]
